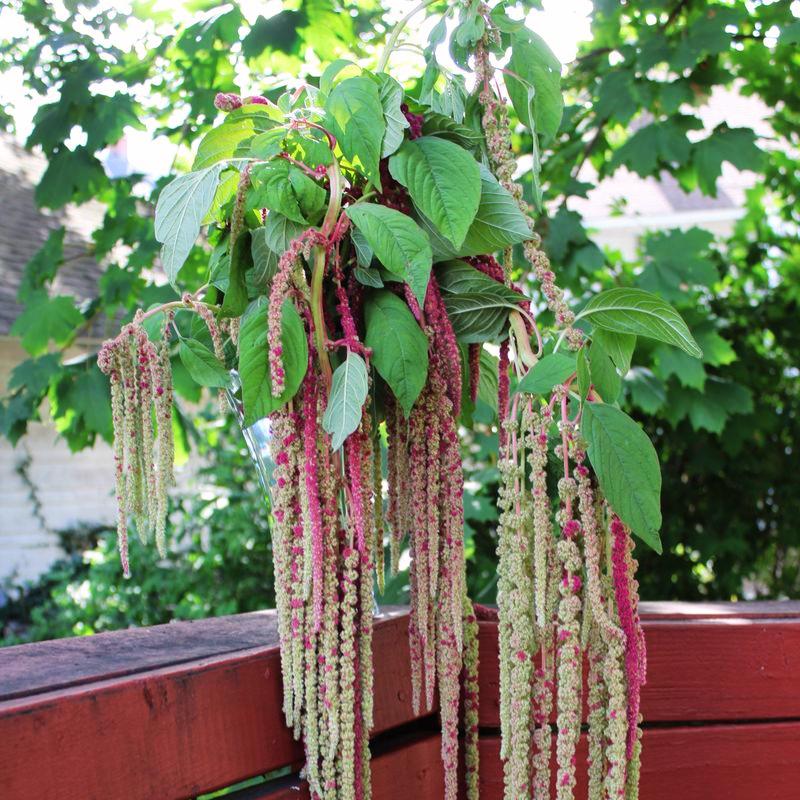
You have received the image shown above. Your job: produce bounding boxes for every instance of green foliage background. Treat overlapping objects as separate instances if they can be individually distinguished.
[2,0,799,643]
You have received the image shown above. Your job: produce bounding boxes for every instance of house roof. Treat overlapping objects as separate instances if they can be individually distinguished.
[0,134,106,336]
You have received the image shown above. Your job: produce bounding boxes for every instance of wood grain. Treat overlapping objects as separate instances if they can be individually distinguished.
[246,733,446,800]
[2,603,799,800]
[477,615,800,726]
[0,609,425,800]
[477,722,800,800]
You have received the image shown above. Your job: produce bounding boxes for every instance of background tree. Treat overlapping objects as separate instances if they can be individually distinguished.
[1,0,798,628]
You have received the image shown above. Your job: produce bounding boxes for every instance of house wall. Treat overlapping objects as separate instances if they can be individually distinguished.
[0,337,117,584]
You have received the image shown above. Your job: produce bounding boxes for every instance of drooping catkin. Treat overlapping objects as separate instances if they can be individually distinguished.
[462,594,481,800]
[98,320,174,573]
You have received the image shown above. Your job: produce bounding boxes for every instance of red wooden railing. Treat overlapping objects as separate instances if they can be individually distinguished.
[1,602,799,799]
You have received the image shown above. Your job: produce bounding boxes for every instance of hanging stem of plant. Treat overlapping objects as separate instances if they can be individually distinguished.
[376,0,441,73]
[310,160,344,391]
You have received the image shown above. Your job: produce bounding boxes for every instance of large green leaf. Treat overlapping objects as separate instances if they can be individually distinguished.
[10,292,84,356]
[578,288,702,358]
[692,126,762,197]
[420,112,484,152]
[505,30,563,142]
[587,337,622,402]
[388,136,481,249]
[364,290,429,415]
[221,229,252,318]
[581,402,662,553]
[515,352,576,395]
[346,204,432,305]
[18,227,65,302]
[179,338,230,388]
[155,164,224,286]
[193,104,283,170]
[322,350,369,450]
[248,161,326,224]
[421,167,532,259]
[325,76,385,188]
[436,260,525,343]
[374,73,409,158]
[238,298,308,426]
[592,329,635,375]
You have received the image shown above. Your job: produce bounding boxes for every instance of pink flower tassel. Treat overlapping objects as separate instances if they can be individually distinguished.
[302,371,325,632]
[611,515,646,760]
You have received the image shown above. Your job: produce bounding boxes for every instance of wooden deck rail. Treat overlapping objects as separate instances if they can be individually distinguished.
[1,602,799,799]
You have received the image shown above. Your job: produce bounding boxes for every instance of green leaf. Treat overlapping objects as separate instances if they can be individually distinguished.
[319,59,359,97]
[389,136,481,249]
[654,344,706,391]
[420,166,531,259]
[248,161,326,224]
[374,73,409,158]
[515,352,576,395]
[477,348,499,412]
[577,347,590,401]
[8,354,61,395]
[193,105,282,170]
[325,76,385,188]
[11,293,84,356]
[588,337,622,402]
[353,266,383,287]
[322,350,369,450]
[420,112,484,152]
[490,3,525,33]
[695,328,736,366]
[582,403,662,553]
[351,227,373,268]
[666,377,754,435]
[436,260,525,343]
[505,30,563,142]
[638,228,718,300]
[250,214,305,285]
[431,75,468,122]
[249,128,287,160]
[18,227,65,302]
[346,204,432,305]
[579,288,702,358]
[692,126,762,197]
[364,290,429,415]
[626,368,666,415]
[238,298,308,426]
[592,329,635,375]
[65,367,113,442]
[35,146,107,210]
[612,116,702,177]
[221,230,252,318]
[179,338,230,388]
[155,164,224,287]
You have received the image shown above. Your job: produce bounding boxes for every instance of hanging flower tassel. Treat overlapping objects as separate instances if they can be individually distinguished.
[611,515,647,795]
[496,402,535,798]
[97,317,174,575]
[462,594,481,800]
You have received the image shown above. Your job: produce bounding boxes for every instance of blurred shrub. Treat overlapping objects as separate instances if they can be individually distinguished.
[1,413,275,645]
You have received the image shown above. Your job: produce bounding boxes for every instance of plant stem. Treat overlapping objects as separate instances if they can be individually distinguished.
[376,0,441,73]
[310,160,344,390]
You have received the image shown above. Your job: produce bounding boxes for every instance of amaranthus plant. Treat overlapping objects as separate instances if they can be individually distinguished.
[96,3,702,798]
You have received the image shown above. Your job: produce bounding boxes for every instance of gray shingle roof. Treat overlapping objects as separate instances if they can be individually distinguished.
[0,134,105,335]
